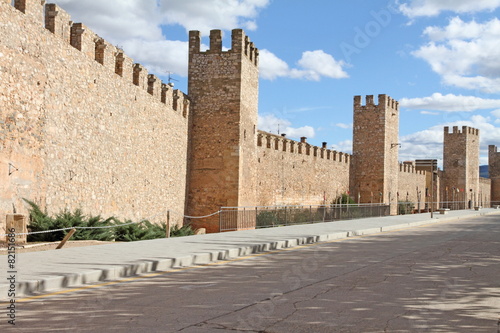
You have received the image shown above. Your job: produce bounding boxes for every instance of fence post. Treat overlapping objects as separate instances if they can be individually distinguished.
[56,228,76,249]
[285,206,287,225]
[5,214,28,244]
[219,207,222,232]
[166,210,170,238]
[255,207,258,228]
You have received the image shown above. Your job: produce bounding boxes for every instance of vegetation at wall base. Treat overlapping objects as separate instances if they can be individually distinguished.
[169,224,195,237]
[24,199,193,242]
[332,194,356,205]
[398,201,414,215]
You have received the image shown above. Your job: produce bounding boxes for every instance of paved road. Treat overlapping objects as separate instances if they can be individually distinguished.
[2,214,500,332]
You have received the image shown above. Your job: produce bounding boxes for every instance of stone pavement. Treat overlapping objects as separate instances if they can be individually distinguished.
[1,209,499,300]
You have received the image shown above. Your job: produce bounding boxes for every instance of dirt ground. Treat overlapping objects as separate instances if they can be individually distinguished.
[0,240,117,254]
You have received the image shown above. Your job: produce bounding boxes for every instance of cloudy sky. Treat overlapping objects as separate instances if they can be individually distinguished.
[50,0,500,165]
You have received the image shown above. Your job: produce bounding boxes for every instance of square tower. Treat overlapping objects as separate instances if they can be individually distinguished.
[351,94,399,214]
[489,145,500,203]
[186,29,259,232]
[442,126,480,206]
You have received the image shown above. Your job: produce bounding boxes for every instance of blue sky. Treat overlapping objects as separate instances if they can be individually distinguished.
[51,0,500,165]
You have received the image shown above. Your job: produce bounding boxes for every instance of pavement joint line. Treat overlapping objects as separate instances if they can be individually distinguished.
[1,212,477,305]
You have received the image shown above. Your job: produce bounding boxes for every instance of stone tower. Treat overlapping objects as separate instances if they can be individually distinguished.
[186,29,259,232]
[351,94,399,214]
[443,126,480,206]
[488,145,500,204]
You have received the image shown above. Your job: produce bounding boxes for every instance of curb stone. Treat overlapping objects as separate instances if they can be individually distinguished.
[1,210,499,300]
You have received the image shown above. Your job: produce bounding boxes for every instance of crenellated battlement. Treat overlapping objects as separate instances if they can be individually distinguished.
[189,29,259,67]
[444,126,479,136]
[5,0,189,117]
[257,131,351,164]
[13,0,45,24]
[489,145,500,179]
[354,94,399,111]
[399,162,426,175]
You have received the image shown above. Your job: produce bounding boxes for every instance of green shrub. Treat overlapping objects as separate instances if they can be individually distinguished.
[256,210,280,227]
[112,220,167,242]
[169,224,194,237]
[398,201,414,215]
[332,193,355,205]
[24,200,192,242]
[25,199,114,242]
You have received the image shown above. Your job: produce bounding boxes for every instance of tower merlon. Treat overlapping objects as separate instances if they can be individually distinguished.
[147,74,161,98]
[366,95,374,105]
[353,94,398,109]
[133,63,148,89]
[445,125,479,136]
[70,23,102,61]
[173,90,190,118]
[161,82,173,105]
[231,29,259,66]
[14,0,45,24]
[45,3,72,42]
[209,29,223,53]
[188,29,258,66]
[354,95,361,107]
[94,37,116,73]
[189,30,201,54]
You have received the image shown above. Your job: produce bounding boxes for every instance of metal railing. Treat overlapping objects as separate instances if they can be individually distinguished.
[220,204,390,232]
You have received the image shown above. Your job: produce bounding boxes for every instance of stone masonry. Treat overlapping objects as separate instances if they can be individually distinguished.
[1,1,189,237]
[442,126,480,206]
[0,0,495,236]
[186,29,259,233]
[351,95,400,215]
[489,145,500,203]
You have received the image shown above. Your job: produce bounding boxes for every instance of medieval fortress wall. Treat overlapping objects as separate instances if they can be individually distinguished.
[255,132,351,206]
[488,145,500,202]
[1,0,497,235]
[397,163,427,205]
[0,0,190,235]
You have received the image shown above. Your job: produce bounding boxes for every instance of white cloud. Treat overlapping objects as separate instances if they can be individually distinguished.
[292,50,349,80]
[331,140,352,154]
[400,115,500,164]
[423,17,500,41]
[413,18,500,93]
[258,49,291,81]
[121,39,189,77]
[491,109,500,118]
[420,111,439,115]
[400,93,500,112]
[260,49,348,81]
[159,0,270,34]
[399,0,500,18]
[51,0,345,83]
[258,114,315,139]
[51,0,164,43]
[50,0,270,79]
[335,123,353,129]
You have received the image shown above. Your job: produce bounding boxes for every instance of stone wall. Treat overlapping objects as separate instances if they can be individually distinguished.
[397,163,427,206]
[0,1,189,236]
[442,126,480,205]
[186,29,259,233]
[351,95,399,214]
[256,132,350,206]
[489,145,500,203]
[479,177,491,206]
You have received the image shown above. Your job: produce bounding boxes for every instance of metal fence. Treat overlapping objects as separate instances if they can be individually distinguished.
[220,204,390,232]
[439,200,491,210]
